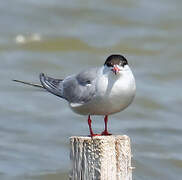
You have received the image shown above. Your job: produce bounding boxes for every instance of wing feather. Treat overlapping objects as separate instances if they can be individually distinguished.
[39,68,98,104]
[40,73,64,98]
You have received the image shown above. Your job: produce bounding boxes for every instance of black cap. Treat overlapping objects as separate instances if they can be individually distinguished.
[104,54,128,67]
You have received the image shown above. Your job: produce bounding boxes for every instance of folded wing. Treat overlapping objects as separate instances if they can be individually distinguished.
[40,73,64,98]
[39,68,98,104]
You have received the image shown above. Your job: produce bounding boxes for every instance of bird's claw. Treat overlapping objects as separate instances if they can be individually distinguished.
[101,130,112,136]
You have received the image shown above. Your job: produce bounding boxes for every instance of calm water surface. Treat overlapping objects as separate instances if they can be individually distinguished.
[0,0,182,179]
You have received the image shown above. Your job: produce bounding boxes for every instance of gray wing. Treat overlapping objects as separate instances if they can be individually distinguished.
[40,73,64,98]
[40,68,98,104]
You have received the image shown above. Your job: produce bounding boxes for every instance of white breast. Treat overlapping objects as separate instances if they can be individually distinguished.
[70,66,136,115]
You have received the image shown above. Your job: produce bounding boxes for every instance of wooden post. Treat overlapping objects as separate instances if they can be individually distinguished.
[69,135,133,180]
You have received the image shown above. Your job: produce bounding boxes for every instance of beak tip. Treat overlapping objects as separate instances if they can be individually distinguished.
[112,66,120,75]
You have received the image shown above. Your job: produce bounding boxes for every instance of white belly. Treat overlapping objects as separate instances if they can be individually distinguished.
[70,70,136,115]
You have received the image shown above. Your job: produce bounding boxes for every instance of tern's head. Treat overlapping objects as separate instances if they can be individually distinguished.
[104,54,130,75]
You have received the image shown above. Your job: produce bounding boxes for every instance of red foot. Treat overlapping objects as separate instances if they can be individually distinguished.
[101,130,112,136]
[88,115,101,138]
[101,115,112,136]
[88,115,112,137]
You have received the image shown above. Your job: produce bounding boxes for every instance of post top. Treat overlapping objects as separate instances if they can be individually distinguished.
[70,135,130,141]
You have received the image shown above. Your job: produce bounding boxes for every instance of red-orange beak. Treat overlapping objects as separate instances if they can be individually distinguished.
[112,65,120,75]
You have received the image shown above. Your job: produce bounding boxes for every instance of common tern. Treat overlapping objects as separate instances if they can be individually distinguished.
[13,54,136,137]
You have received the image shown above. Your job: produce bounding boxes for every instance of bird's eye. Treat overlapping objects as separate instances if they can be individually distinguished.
[121,60,128,67]
[106,63,113,67]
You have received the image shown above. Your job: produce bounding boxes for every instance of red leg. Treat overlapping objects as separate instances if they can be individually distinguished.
[88,115,101,137]
[88,115,94,137]
[101,115,112,136]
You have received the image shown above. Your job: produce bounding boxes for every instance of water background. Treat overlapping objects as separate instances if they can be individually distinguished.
[0,0,182,179]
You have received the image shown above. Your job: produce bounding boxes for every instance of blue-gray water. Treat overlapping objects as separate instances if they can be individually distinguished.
[0,0,182,179]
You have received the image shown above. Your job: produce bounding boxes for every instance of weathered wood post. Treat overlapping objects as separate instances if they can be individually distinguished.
[69,135,133,180]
